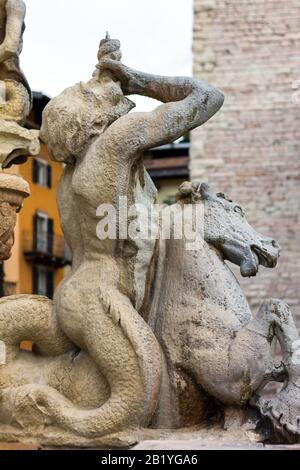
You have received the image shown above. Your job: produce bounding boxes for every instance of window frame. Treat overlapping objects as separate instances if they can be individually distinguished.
[32,158,52,189]
[33,211,54,255]
[33,266,54,298]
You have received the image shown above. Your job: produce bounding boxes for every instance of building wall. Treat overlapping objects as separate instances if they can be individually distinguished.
[4,143,64,295]
[191,0,300,321]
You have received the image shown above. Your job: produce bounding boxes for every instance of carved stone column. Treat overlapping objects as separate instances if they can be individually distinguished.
[0,172,29,262]
[0,0,39,264]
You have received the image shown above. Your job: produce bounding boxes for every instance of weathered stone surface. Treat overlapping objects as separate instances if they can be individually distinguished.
[0,4,298,450]
[0,35,223,447]
[0,120,39,168]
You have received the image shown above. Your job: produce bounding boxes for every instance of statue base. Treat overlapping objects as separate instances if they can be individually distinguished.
[0,426,262,450]
[0,407,285,449]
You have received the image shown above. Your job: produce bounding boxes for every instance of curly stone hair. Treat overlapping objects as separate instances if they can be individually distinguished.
[40,36,134,164]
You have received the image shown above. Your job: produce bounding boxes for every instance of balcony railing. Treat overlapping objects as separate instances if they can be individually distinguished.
[23,231,72,268]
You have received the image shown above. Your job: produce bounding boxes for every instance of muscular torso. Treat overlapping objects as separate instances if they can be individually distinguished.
[57,136,157,313]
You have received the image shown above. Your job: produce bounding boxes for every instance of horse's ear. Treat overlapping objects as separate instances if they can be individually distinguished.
[200,183,213,200]
[178,182,194,197]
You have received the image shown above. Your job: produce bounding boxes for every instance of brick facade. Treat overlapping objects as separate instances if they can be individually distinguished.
[191,0,300,323]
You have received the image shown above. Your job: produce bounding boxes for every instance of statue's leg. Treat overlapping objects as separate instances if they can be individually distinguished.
[0,295,75,429]
[251,299,300,438]
[187,298,300,438]
[0,295,117,432]
[19,288,163,440]
[187,321,272,406]
[0,295,73,362]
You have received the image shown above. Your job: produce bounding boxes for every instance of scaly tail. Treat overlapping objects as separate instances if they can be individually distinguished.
[27,288,163,438]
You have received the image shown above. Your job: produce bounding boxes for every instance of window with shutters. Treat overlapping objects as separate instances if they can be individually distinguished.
[32,158,52,188]
[34,212,53,255]
[33,266,54,298]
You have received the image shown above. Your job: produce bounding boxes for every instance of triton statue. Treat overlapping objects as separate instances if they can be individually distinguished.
[0,29,298,449]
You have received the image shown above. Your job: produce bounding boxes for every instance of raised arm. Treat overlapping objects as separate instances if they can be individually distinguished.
[101,57,224,153]
[0,0,26,62]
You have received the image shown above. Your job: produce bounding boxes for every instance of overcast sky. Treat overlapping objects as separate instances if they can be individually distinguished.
[21,0,193,111]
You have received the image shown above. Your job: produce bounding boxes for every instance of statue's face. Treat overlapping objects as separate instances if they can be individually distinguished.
[41,78,135,165]
[200,184,280,277]
[101,78,135,115]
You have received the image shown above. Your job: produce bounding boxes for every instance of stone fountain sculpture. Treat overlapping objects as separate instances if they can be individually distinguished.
[0,0,39,263]
[146,183,300,442]
[0,21,299,447]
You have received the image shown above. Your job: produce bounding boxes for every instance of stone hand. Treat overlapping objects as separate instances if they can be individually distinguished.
[99,57,142,94]
[99,56,158,98]
[99,53,219,105]
[94,36,123,83]
[98,37,122,62]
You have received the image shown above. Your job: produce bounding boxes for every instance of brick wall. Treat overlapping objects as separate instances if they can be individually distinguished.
[191,0,300,323]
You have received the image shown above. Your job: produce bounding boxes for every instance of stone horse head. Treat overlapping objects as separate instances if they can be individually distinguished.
[177,182,280,277]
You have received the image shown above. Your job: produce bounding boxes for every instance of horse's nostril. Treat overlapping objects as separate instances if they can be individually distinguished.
[272,240,279,249]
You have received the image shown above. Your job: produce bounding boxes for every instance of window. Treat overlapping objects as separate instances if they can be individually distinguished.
[33,266,54,298]
[34,212,53,254]
[33,158,52,188]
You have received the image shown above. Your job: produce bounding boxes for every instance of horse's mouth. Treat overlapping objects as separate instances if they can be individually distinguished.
[252,246,278,269]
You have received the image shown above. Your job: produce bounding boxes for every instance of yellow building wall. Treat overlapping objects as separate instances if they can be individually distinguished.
[156,179,186,205]
[3,166,21,291]
[4,143,64,295]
